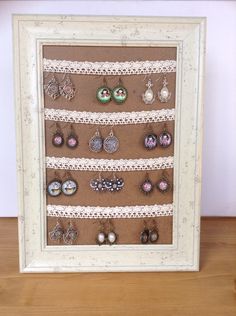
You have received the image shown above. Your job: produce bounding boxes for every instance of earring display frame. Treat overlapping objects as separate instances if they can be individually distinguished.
[14,15,205,273]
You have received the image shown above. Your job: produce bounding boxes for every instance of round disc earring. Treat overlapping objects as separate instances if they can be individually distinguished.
[140,173,154,195]
[61,172,78,196]
[156,171,171,193]
[96,78,112,104]
[66,124,79,149]
[158,124,172,148]
[52,123,64,147]
[103,128,119,154]
[88,128,103,153]
[47,172,62,197]
[112,78,128,104]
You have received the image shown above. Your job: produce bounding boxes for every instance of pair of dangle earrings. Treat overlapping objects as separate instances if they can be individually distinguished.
[47,171,78,197]
[96,219,117,245]
[97,78,128,104]
[140,171,171,195]
[140,220,159,244]
[144,123,172,150]
[52,123,79,149]
[44,73,76,101]
[89,128,119,154]
[90,172,124,192]
[142,75,171,104]
[49,220,78,245]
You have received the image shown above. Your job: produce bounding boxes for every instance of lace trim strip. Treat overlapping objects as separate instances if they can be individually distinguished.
[47,203,173,219]
[43,58,176,76]
[46,156,174,172]
[44,108,175,125]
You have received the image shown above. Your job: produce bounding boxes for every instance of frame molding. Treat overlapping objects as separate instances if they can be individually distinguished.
[13,15,206,272]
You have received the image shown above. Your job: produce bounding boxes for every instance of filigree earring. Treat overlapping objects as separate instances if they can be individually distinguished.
[96,78,112,104]
[49,220,64,242]
[103,127,119,153]
[159,124,172,148]
[61,172,78,196]
[142,78,155,104]
[140,173,154,195]
[112,78,128,104]
[59,74,76,100]
[156,171,171,193]
[158,75,171,103]
[63,221,78,245]
[89,128,103,153]
[90,172,106,192]
[52,123,64,147]
[47,172,62,197]
[66,124,79,149]
[44,74,60,100]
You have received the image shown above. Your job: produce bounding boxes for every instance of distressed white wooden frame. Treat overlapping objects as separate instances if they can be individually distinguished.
[13,15,206,272]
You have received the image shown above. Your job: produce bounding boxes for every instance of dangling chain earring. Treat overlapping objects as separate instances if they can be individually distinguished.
[44,73,60,100]
[158,74,171,103]
[59,74,76,101]
[142,78,155,104]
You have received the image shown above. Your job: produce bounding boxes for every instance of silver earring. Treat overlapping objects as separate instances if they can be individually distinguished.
[49,220,64,242]
[44,74,60,100]
[89,128,103,153]
[142,78,155,104]
[158,75,171,103]
[59,74,76,100]
[63,221,78,245]
[103,128,119,154]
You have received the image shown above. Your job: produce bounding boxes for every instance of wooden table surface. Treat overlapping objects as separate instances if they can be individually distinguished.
[0,217,235,316]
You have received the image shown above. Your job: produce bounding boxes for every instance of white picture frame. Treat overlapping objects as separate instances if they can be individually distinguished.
[14,15,206,272]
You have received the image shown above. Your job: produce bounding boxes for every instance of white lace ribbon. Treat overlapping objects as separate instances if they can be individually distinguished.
[44,108,175,125]
[43,58,176,76]
[46,156,174,172]
[47,203,173,219]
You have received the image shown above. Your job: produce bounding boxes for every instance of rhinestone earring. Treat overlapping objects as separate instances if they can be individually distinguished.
[63,221,78,245]
[107,220,117,245]
[158,123,172,148]
[59,74,76,101]
[142,78,155,104]
[158,75,171,103]
[90,172,106,192]
[112,78,128,104]
[89,128,103,153]
[47,172,62,197]
[103,127,119,154]
[96,78,112,104]
[66,124,79,149]
[61,172,78,196]
[156,171,171,193]
[140,173,154,195]
[52,123,64,147]
[44,74,60,100]
[49,220,64,242]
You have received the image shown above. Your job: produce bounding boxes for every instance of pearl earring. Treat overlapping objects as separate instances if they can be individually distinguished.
[142,78,155,104]
[158,75,171,103]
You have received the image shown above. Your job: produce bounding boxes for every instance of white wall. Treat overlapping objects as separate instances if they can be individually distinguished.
[0,0,236,217]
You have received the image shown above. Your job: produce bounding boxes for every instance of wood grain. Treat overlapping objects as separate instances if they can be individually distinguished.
[0,217,235,316]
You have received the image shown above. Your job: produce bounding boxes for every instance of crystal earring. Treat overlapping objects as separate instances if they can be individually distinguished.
[47,172,62,197]
[158,123,172,148]
[96,219,106,245]
[140,220,149,244]
[52,123,64,147]
[63,221,78,245]
[90,172,106,192]
[49,220,64,242]
[59,74,76,101]
[107,220,117,245]
[112,78,128,104]
[156,171,171,193]
[149,220,159,243]
[158,75,171,103]
[96,78,112,104]
[105,173,124,192]
[140,173,154,195]
[66,124,79,149]
[142,78,155,104]
[44,74,60,100]
[61,171,78,196]
[103,127,119,154]
[89,128,103,153]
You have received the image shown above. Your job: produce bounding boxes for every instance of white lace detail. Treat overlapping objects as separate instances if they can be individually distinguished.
[47,203,173,219]
[43,58,176,75]
[44,108,175,125]
[46,156,174,172]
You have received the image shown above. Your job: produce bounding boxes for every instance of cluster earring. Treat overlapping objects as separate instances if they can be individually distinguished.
[140,220,159,244]
[49,220,78,245]
[44,74,60,100]
[140,173,154,195]
[96,78,128,104]
[59,74,76,101]
[47,172,78,197]
[142,78,155,104]
[96,219,118,246]
[158,75,171,103]
[90,173,124,193]
[66,124,79,149]
[90,173,106,192]
[89,128,103,153]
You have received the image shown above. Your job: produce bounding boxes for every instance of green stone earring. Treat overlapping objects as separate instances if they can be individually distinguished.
[96,78,112,104]
[112,78,128,104]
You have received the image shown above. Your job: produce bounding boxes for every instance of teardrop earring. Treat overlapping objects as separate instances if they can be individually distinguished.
[140,220,149,244]
[158,123,172,148]
[96,78,112,104]
[63,221,78,245]
[142,78,155,104]
[140,173,154,195]
[158,75,171,103]
[44,74,60,100]
[107,220,117,245]
[61,171,78,196]
[66,124,79,149]
[52,123,64,147]
[88,128,103,153]
[96,220,106,245]
[103,127,119,154]
[47,171,62,197]
[49,220,64,242]
[149,220,159,243]
[112,78,128,104]
[59,74,76,100]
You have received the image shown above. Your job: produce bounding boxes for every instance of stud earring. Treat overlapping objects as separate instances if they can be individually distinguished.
[103,127,119,154]
[63,221,78,245]
[158,75,171,103]
[142,78,155,104]
[47,172,62,197]
[61,172,78,196]
[140,173,154,195]
[143,124,158,150]
[49,220,64,242]
[96,78,112,104]
[158,124,172,148]
[89,128,103,153]
[52,123,64,147]
[90,172,106,192]
[59,74,76,101]
[112,78,128,104]
[149,220,159,243]
[96,220,106,245]
[105,173,124,192]
[44,74,60,100]
[107,220,117,245]
[156,171,171,193]
[66,124,79,149]
[140,220,149,244]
